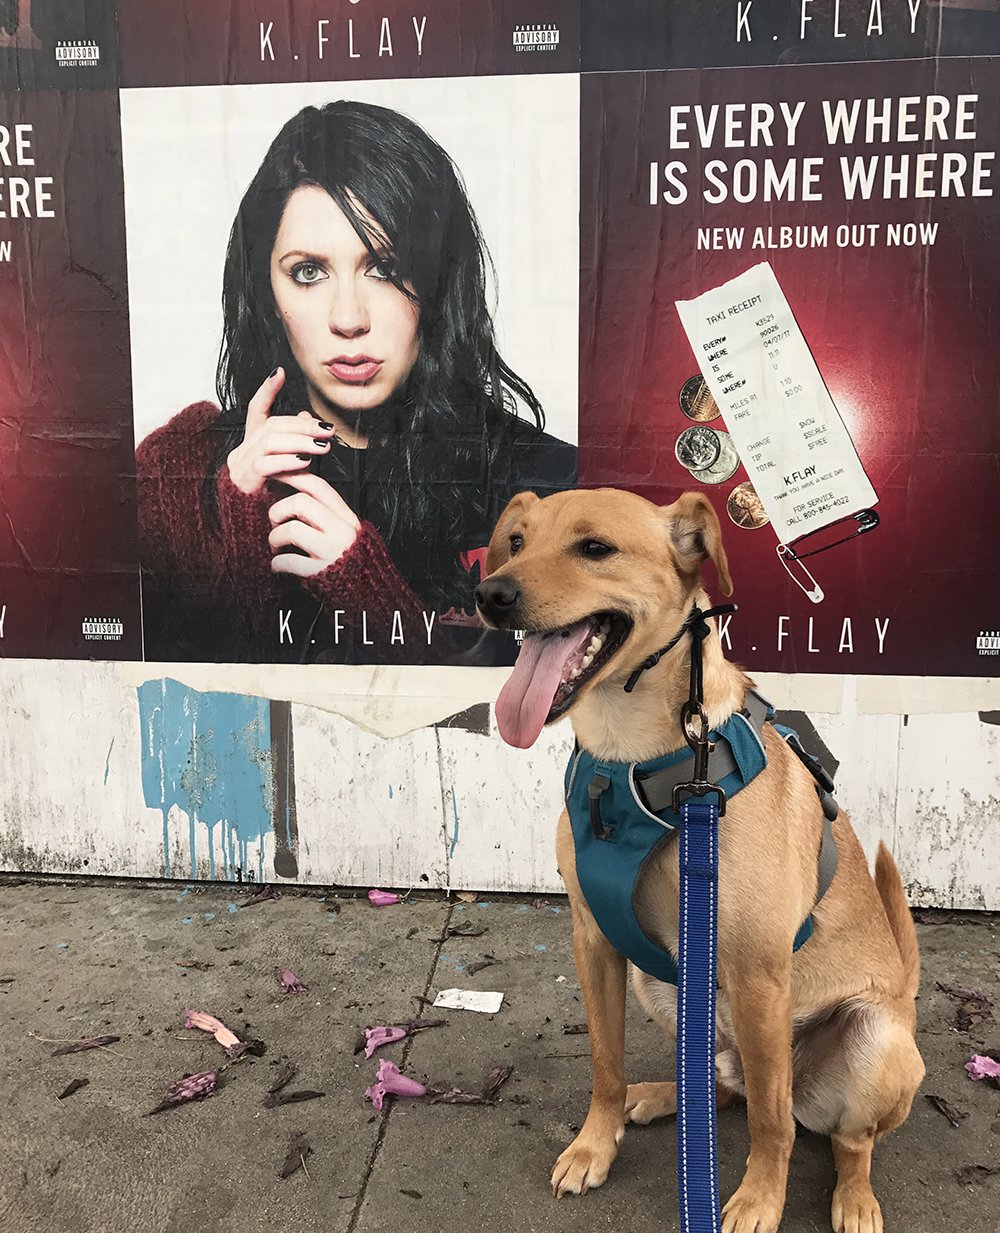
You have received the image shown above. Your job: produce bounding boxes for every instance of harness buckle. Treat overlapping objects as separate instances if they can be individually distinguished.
[672,779,728,816]
[673,702,727,815]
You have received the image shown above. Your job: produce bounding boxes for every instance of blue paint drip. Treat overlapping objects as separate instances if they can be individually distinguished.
[226,903,239,914]
[389,784,394,799]
[449,785,460,859]
[180,916,193,925]
[534,944,547,952]
[103,737,115,785]
[138,679,274,882]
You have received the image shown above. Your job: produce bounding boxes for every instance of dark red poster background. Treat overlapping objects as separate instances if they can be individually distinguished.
[117,0,580,87]
[0,89,140,659]
[579,57,1000,676]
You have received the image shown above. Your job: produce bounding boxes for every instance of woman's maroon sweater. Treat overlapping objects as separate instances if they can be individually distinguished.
[136,402,430,660]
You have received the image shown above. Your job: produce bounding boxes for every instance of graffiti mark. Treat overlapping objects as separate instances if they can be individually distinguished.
[270,700,299,879]
[138,679,282,881]
[449,785,460,859]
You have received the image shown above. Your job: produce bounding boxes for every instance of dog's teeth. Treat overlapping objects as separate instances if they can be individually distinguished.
[581,653,594,670]
[570,667,581,680]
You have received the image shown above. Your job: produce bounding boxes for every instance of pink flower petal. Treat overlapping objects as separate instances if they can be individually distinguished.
[277,967,308,994]
[364,1059,428,1109]
[378,1058,429,1099]
[184,1009,225,1033]
[364,1080,386,1109]
[184,1008,241,1051]
[168,1069,219,1102]
[363,1026,408,1059]
[149,1069,219,1114]
[965,1054,1000,1081]
[368,889,400,907]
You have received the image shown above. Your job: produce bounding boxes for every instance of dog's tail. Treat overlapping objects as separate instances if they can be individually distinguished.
[875,842,920,1000]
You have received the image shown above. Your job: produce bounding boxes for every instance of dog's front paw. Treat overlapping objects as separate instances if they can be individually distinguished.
[831,1183,883,1233]
[722,1181,785,1233]
[625,1081,677,1124]
[550,1127,622,1197]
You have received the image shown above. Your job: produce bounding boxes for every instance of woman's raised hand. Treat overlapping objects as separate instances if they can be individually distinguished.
[267,472,362,576]
[226,367,336,495]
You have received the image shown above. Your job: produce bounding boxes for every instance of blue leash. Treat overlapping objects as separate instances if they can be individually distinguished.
[677,798,722,1232]
[622,601,737,1232]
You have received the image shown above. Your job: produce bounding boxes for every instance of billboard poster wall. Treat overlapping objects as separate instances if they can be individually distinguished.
[580,3,1000,676]
[2,1,998,678]
[118,1,581,665]
[1,0,138,658]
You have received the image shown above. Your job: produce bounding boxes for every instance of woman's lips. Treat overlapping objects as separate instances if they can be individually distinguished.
[324,357,382,384]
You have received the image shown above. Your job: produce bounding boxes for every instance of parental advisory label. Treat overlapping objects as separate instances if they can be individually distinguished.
[56,40,101,68]
[976,630,1000,655]
[513,23,560,52]
[83,616,123,641]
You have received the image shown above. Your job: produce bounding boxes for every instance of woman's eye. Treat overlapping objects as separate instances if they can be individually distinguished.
[367,257,398,282]
[510,534,524,555]
[580,540,616,559]
[291,262,326,285]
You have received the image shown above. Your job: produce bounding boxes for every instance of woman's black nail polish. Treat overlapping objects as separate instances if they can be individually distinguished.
[297,454,310,461]
[314,438,329,446]
[269,367,279,378]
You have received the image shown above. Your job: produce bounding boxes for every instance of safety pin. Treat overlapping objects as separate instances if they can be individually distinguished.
[776,509,879,604]
[776,544,824,603]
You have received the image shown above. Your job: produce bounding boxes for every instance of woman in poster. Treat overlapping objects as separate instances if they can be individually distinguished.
[136,100,575,663]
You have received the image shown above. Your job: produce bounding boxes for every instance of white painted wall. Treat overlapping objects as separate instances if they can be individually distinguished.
[0,659,997,908]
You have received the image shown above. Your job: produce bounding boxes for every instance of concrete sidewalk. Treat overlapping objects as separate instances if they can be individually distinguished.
[0,878,997,1233]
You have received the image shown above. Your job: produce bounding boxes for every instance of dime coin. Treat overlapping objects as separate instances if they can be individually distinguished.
[679,374,721,422]
[675,425,720,472]
[726,481,770,529]
[676,426,740,484]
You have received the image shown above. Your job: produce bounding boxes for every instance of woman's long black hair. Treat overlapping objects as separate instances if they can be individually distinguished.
[212,100,545,607]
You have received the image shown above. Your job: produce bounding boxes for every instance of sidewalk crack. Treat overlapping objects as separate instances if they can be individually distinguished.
[345,898,454,1233]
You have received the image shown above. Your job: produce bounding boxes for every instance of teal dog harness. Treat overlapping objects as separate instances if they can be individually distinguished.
[564,690,838,984]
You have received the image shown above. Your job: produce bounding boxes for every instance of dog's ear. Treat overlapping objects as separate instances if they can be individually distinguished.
[485,491,539,575]
[663,492,733,597]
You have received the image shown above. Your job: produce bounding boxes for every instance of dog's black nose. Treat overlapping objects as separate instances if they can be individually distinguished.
[475,576,520,624]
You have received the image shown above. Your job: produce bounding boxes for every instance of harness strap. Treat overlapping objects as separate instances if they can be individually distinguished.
[817,814,838,902]
[634,691,771,815]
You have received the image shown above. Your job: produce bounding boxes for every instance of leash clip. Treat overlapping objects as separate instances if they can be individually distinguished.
[672,702,727,816]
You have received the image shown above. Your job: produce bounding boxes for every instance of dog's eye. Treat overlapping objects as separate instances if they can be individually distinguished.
[579,540,616,559]
[509,534,524,555]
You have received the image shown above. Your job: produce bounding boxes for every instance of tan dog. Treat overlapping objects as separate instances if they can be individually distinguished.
[476,488,923,1233]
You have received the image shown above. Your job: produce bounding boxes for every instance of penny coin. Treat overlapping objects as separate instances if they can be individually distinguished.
[679,375,721,422]
[726,481,770,529]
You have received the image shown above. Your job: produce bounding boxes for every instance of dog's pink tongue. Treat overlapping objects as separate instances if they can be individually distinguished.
[495,623,592,749]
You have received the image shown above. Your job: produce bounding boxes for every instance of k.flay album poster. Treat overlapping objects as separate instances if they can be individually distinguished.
[0,73,140,658]
[118,2,580,665]
[579,7,1000,677]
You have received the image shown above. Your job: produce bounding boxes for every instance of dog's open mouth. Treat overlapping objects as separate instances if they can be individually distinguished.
[495,612,631,748]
